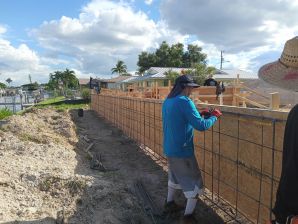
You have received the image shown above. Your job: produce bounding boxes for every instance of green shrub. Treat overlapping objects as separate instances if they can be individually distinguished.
[0,108,13,120]
[65,89,74,99]
[81,88,90,100]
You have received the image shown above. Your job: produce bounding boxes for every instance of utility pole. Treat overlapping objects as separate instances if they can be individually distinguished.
[220,50,224,70]
[220,50,230,70]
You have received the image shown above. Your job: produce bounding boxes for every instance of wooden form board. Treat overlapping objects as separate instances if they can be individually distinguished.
[100,86,242,106]
[91,93,287,224]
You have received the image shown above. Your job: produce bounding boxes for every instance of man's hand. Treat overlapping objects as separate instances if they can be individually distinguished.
[210,109,222,118]
[200,108,222,119]
[200,108,211,118]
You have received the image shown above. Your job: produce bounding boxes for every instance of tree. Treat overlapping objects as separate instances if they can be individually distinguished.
[47,69,79,91]
[165,70,180,84]
[0,82,6,89]
[183,44,207,67]
[47,72,60,90]
[5,78,12,86]
[137,41,207,73]
[155,41,171,67]
[169,43,184,67]
[63,68,78,89]
[21,82,39,91]
[111,60,127,76]
[187,64,216,85]
[137,52,157,73]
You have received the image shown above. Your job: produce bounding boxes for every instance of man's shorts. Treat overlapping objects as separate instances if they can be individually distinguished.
[168,156,204,199]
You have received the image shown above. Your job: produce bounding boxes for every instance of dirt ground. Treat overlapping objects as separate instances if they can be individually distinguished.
[0,108,229,224]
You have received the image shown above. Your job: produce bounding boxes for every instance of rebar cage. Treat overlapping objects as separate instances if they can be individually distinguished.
[91,93,288,224]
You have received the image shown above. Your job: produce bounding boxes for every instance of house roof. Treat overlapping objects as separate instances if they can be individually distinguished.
[117,67,257,83]
[79,78,90,85]
[213,69,258,80]
[120,76,138,83]
[101,75,132,83]
[147,67,188,77]
[126,67,188,83]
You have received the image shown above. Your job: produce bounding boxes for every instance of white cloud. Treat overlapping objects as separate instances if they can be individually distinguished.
[145,0,153,5]
[0,25,7,35]
[31,0,187,78]
[161,0,298,53]
[0,31,52,85]
[160,0,298,71]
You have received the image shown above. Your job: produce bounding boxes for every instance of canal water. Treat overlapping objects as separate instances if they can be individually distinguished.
[0,93,51,113]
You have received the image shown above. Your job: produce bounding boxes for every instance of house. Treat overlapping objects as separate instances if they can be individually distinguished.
[100,75,132,89]
[128,67,188,88]
[117,76,138,91]
[116,67,257,91]
[213,69,258,82]
[79,78,91,89]
[79,77,102,90]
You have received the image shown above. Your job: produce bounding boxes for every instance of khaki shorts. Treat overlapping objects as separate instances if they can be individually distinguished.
[168,156,204,199]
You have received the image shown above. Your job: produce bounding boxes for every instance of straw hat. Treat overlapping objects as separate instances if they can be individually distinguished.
[258,36,298,91]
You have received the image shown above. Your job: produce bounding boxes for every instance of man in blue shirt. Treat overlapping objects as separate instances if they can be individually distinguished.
[162,74,222,222]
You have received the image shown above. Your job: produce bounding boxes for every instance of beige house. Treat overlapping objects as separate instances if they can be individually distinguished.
[213,69,258,82]
[116,67,258,92]
[78,78,90,89]
[100,75,133,89]
[118,67,188,90]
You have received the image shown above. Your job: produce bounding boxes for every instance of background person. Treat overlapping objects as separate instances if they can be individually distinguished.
[203,75,218,86]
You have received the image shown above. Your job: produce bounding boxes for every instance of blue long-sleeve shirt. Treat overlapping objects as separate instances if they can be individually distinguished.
[162,95,217,157]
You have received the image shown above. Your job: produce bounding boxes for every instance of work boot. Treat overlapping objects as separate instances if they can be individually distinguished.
[164,200,184,213]
[180,214,198,224]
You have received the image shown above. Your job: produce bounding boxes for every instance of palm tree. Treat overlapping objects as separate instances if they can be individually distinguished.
[6,78,12,87]
[111,60,127,76]
[63,68,77,89]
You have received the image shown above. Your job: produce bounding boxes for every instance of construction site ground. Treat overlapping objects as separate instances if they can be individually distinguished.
[0,108,235,224]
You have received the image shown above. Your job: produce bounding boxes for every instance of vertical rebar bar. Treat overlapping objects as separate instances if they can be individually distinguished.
[269,120,276,221]
[143,101,145,150]
[235,115,240,218]
[211,126,214,201]
[153,102,156,155]
[203,128,206,183]
[256,122,264,223]
[217,118,221,202]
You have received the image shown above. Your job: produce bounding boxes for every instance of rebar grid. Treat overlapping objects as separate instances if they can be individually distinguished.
[91,94,287,224]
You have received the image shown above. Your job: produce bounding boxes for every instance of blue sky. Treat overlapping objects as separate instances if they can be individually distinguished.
[0,1,85,44]
[0,0,297,85]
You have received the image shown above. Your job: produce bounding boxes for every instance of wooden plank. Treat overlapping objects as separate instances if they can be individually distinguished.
[197,94,234,98]
[234,94,268,109]
[240,84,270,100]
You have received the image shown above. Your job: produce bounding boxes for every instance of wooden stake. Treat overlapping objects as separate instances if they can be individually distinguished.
[270,92,280,110]
[219,94,223,105]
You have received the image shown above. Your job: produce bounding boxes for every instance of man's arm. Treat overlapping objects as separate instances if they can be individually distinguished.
[180,99,217,131]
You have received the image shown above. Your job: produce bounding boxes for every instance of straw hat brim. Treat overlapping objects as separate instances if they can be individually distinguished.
[258,60,298,92]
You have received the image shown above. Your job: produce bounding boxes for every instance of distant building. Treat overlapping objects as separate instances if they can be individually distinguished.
[120,67,188,88]
[100,75,132,89]
[213,69,258,81]
[113,67,258,91]
[79,78,91,89]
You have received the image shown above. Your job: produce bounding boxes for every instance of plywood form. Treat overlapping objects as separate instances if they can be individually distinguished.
[91,93,288,224]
